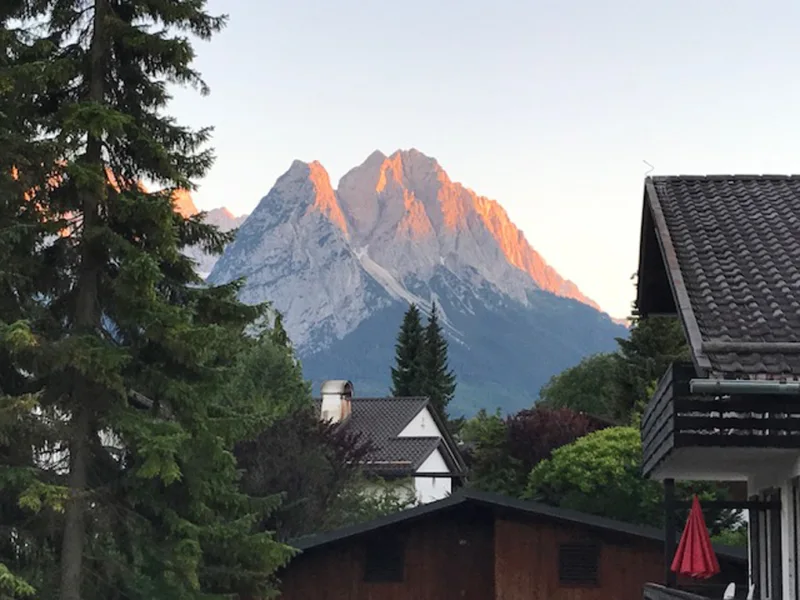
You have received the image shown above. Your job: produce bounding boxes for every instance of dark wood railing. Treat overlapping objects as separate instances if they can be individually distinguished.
[644,583,711,600]
[641,361,800,476]
[641,362,693,476]
[645,582,769,600]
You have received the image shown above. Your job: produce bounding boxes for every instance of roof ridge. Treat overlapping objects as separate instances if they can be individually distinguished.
[648,174,800,181]
[351,396,429,401]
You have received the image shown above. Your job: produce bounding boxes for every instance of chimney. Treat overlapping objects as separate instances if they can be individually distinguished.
[320,380,354,424]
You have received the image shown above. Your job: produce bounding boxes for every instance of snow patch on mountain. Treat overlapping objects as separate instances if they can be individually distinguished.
[354,246,462,339]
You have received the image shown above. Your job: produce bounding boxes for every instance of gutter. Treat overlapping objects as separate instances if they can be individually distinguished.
[689,379,800,395]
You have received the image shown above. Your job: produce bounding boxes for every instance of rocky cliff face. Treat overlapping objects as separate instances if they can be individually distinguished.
[208,149,626,413]
[208,160,393,348]
[175,194,248,277]
[336,149,600,309]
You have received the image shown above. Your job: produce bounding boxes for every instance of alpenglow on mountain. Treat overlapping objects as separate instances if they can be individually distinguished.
[172,190,248,277]
[207,149,626,414]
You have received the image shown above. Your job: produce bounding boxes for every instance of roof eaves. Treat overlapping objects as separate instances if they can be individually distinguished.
[461,489,747,562]
[289,488,747,563]
[636,186,654,314]
[404,438,466,475]
[405,438,439,472]
[644,178,711,374]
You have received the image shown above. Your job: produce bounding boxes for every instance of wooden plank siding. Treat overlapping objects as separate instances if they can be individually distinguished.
[494,517,663,600]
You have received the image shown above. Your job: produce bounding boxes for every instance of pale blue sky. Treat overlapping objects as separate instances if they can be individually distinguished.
[171,0,800,319]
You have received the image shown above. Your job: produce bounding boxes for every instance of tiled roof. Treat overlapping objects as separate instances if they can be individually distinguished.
[639,175,800,378]
[344,397,429,445]
[315,397,464,476]
[361,437,442,475]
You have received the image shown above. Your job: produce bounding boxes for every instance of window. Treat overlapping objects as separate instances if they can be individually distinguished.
[363,533,405,582]
[558,542,600,586]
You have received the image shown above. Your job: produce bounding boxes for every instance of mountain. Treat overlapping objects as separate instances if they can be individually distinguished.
[174,193,248,277]
[208,149,627,415]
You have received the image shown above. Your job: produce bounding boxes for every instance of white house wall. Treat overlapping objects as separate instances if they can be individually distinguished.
[360,479,416,506]
[398,408,441,438]
[414,449,451,503]
[747,454,800,600]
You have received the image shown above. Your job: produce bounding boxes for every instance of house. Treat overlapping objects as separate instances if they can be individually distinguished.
[636,175,800,599]
[278,489,748,600]
[317,380,466,503]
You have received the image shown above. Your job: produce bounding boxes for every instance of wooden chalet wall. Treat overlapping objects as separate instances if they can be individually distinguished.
[279,506,494,600]
[494,517,663,600]
[278,505,747,600]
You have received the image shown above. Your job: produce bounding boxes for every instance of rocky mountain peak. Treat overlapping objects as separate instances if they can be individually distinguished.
[171,188,198,218]
[335,149,443,241]
[328,149,598,308]
[210,207,236,220]
[271,159,349,237]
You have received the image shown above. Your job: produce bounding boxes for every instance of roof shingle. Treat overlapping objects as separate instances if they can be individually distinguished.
[362,437,442,475]
[640,175,800,377]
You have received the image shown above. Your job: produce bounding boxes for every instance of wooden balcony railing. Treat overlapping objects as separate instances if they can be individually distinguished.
[641,361,800,477]
[645,582,772,600]
[643,584,711,600]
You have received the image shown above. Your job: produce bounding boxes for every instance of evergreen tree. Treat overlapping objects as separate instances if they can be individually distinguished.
[270,311,291,349]
[1,2,291,598]
[390,304,425,396]
[421,302,456,418]
[612,314,690,421]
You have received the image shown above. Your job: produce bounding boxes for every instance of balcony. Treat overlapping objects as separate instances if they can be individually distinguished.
[643,584,712,600]
[641,362,800,480]
[645,582,777,600]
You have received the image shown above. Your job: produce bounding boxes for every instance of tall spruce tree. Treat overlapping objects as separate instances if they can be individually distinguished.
[421,302,456,418]
[1,2,291,598]
[390,304,425,396]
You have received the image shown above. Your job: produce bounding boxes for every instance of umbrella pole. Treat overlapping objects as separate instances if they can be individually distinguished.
[665,478,677,588]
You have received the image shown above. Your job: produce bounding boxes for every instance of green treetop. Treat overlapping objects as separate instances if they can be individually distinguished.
[390,303,425,397]
[420,302,456,419]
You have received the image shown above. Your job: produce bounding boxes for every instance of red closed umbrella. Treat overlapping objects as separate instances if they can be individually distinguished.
[670,495,721,579]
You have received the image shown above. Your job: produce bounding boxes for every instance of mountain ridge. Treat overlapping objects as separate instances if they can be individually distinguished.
[206,149,626,413]
[283,148,608,315]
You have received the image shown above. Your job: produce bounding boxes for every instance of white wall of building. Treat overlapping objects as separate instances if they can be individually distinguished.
[360,479,417,505]
[398,408,441,438]
[747,454,800,600]
[354,406,455,505]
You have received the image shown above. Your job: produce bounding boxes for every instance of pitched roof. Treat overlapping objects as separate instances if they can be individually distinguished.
[290,488,747,564]
[363,437,442,475]
[344,397,429,443]
[637,175,800,378]
[316,396,466,476]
